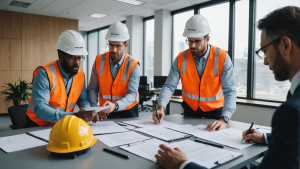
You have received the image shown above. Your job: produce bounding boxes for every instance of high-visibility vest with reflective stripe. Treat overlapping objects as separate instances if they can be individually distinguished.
[95,52,139,110]
[178,45,226,112]
[26,61,85,126]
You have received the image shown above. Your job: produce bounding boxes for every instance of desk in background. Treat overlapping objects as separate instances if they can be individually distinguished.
[0,115,268,169]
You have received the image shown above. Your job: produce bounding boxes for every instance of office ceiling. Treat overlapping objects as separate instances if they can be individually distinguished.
[0,0,210,31]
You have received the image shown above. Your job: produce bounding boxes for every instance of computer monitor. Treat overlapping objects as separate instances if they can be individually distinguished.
[154,76,168,88]
[139,76,147,84]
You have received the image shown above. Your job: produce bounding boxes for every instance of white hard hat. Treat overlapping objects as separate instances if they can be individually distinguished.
[183,15,211,38]
[105,22,130,41]
[55,30,88,56]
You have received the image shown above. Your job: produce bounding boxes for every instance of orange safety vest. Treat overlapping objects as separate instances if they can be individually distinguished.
[178,45,226,112]
[26,61,85,126]
[95,52,139,110]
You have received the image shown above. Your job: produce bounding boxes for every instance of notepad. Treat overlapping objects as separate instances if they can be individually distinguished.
[121,119,178,128]
[120,139,243,169]
[133,126,191,142]
[95,131,151,147]
[27,128,52,142]
[88,121,129,135]
[0,134,48,153]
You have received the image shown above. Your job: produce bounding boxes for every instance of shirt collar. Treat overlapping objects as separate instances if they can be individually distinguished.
[57,60,74,79]
[193,44,210,60]
[290,70,300,95]
[110,53,125,66]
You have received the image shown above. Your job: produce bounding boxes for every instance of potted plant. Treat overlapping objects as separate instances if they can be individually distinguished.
[0,78,32,106]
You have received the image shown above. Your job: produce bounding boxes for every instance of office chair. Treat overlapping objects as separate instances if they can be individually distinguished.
[138,84,153,112]
[8,104,28,130]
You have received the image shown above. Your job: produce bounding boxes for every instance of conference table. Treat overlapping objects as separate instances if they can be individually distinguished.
[0,114,268,169]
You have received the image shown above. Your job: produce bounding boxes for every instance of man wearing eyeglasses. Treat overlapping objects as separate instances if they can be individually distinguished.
[25,30,98,127]
[152,15,236,132]
[88,22,140,119]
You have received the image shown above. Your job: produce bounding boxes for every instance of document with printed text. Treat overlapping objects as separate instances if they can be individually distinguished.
[88,121,129,135]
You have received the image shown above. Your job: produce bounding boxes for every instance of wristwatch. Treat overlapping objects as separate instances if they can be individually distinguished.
[220,116,229,123]
[114,102,119,111]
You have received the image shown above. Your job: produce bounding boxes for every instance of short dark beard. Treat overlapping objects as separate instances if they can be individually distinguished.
[62,55,79,75]
[272,47,290,81]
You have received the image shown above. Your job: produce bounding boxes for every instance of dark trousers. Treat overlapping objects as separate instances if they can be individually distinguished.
[181,101,223,120]
[108,104,139,118]
[24,115,39,128]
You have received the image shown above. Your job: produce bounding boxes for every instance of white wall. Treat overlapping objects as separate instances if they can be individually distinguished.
[79,31,88,84]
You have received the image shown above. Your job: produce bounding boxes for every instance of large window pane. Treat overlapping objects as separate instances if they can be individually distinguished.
[99,29,109,54]
[200,2,229,51]
[254,0,299,101]
[87,31,98,83]
[234,0,249,97]
[144,19,154,86]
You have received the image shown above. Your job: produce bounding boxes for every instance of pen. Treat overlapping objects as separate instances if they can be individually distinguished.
[168,135,191,142]
[103,148,130,159]
[194,139,224,148]
[155,98,161,123]
[26,132,48,143]
[128,140,145,146]
[215,155,234,164]
[242,121,255,141]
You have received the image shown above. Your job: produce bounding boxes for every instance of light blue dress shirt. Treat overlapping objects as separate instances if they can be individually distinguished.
[31,60,91,123]
[88,53,140,111]
[158,45,237,119]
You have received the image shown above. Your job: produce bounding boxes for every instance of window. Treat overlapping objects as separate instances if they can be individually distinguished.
[144,19,154,86]
[200,2,229,51]
[234,0,249,97]
[172,10,194,61]
[254,0,299,101]
[87,31,98,83]
[99,29,109,54]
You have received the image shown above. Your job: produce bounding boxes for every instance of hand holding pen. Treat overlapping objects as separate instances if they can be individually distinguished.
[242,121,255,142]
[152,100,165,124]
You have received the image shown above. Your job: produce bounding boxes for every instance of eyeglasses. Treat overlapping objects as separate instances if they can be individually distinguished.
[255,37,282,59]
[107,43,126,49]
[66,55,85,62]
[185,37,206,45]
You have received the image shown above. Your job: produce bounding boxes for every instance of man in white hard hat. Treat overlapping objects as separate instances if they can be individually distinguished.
[25,30,98,127]
[88,22,140,119]
[152,15,236,131]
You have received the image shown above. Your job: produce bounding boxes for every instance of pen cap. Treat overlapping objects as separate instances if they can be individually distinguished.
[47,115,97,153]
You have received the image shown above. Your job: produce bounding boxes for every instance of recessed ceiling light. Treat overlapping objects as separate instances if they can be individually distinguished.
[116,0,145,6]
[9,1,31,8]
[89,13,107,18]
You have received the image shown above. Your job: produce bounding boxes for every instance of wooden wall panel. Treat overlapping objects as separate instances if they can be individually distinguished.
[0,71,22,113]
[0,38,22,70]
[59,18,78,34]
[0,10,22,39]
[22,71,34,83]
[22,14,60,70]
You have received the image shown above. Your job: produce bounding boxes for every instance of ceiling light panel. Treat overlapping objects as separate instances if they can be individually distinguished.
[116,0,145,6]
[89,13,107,18]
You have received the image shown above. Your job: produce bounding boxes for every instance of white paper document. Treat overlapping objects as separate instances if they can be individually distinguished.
[94,131,151,147]
[121,119,178,128]
[88,121,129,135]
[85,106,109,112]
[192,126,254,150]
[134,126,190,141]
[0,134,48,153]
[120,139,242,169]
[166,124,200,135]
[27,128,52,142]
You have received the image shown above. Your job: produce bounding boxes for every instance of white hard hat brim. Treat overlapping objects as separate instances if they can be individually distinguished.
[183,32,210,38]
[105,37,130,41]
[63,50,88,56]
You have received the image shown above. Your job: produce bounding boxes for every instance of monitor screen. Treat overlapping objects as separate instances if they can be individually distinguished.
[154,76,168,88]
[139,76,147,84]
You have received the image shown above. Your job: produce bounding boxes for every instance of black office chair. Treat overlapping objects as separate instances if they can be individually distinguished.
[138,84,153,112]
[8,104,28,130]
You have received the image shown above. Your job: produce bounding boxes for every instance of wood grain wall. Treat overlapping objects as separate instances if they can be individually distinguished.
[0,10,79,114]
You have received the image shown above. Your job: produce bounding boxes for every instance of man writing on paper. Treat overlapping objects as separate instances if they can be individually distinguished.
[152,15,236,131]
[25,30,98,128]
[155,6,299,169]
[88,22,140,120]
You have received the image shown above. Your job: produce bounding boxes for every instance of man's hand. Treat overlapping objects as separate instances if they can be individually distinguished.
[98,101,115,121]
[74,108,97,122]
[152,106,165,123]
[155,144,188,169]
[206,118,227,131]
[242,129,265,144]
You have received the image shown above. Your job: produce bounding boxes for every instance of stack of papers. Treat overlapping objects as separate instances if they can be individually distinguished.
[88,121,129,135]
[27,128,52,142]
[121,119,178,128]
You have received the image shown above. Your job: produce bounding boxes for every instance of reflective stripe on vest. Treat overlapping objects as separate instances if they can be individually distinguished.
[99,92,124,100]
[182,47,221,76]
[48,64,57,93]
[98,53,135,81]
[68,102,77,109]
[182,89,223,102]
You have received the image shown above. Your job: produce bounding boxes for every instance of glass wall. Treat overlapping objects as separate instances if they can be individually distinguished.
[87,31,98,83]
[254,0,299,101]
[99,29,109,54]
[144,19,154,86]
[234,0,249,97]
